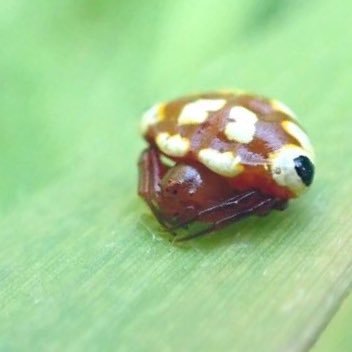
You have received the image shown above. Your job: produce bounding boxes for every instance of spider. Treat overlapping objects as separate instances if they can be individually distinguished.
[138,91,315,241]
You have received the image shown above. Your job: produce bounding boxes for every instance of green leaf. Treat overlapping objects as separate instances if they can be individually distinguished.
[312,296,352,352]
[1,0,352,351]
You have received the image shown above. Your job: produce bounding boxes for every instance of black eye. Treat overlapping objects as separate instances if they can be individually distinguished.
[294,155,314,186]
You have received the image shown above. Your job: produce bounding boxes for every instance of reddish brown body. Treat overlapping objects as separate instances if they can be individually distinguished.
[139,91,315,241]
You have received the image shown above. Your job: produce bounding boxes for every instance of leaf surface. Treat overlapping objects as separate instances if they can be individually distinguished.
[0,1,352,351]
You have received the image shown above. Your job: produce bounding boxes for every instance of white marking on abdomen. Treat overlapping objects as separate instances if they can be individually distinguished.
[282,120,315,158]
[178,99,226,125]
[224,106,258,144]
[141,103,164,134]
[198,148,244,177]
[155,132,190,157]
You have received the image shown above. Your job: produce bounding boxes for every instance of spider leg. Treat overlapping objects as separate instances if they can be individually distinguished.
[138,147,172,229]
[138,147,167,196]
[174,196,287,242]
[170,190,258,231]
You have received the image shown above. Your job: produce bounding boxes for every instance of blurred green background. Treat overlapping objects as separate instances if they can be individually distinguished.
[1,0,352,351]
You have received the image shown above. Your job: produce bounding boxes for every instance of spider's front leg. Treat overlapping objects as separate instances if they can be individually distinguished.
[138,147,171,228]
[174,192,288,242]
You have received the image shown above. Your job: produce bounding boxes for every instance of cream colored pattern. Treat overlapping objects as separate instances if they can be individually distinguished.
[225,106,258,144]
[155,132,190,157]
[269,144,313,196]
[140,103,164,134]
[282,120,315,158]
[178,99,226,125]
[271,100,297,119]
[198,148,244,177]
